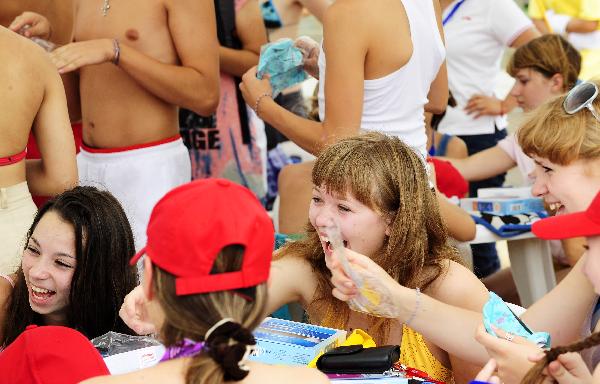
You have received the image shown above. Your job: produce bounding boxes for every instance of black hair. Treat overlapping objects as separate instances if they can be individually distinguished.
[1,186,138,348]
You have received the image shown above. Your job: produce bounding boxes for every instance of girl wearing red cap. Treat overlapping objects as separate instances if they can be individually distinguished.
[0,186,138,349]
[121,134,488,383]
[325,81,600,383]
[86,179,328,384]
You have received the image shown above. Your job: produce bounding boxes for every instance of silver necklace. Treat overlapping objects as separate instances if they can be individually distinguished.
[101,0,110,16]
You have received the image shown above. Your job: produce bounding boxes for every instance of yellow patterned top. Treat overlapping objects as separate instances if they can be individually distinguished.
[400,324,453,383]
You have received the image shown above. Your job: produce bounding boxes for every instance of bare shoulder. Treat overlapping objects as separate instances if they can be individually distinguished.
[323,0,364,23]
[81,359,186,384]
[247,362,329,384]
[0,277,13,309]
[271,249,319,305]
[426,260,488,310]
[272,249,317,286]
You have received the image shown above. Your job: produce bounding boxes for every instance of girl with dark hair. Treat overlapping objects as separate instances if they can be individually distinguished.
[85,179,327,384]
[0,186,138,348]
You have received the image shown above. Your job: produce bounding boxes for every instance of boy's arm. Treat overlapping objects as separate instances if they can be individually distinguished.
[50,0,220,116]
[219,0,268,78]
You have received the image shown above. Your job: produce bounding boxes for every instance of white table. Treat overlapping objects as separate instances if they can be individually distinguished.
[466,224,556,307]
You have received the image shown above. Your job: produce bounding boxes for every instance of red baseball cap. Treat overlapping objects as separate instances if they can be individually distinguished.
[0,325,109,383]
[533,190,600,239]
[130,179,274,296]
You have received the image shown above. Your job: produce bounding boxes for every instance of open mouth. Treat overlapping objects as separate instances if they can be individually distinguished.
[31,285,56,300]
[548,202,565,215]
[325,240,348,253]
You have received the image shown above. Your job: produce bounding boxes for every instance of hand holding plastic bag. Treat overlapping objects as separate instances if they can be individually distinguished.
[257,38,307,97]
[324,226,402,318]
[294,36,320,79]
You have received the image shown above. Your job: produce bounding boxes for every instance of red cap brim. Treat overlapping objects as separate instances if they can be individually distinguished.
[129,247,146,266]
[533,212,600,239]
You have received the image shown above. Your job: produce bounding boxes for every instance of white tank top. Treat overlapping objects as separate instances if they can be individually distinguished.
[318,0,445,160]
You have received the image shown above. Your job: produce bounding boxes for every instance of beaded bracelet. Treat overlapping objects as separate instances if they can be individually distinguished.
[405,288,421,327]
[254,92,272,117]
[112,39,121,66]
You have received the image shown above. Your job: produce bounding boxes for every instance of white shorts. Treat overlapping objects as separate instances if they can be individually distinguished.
[77,137,191,251]
[0,182,37,274]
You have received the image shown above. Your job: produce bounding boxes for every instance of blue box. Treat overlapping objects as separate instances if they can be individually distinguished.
[249,317,346,366]
[460,197,545,215]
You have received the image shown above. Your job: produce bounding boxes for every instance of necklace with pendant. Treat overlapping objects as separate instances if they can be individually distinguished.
[101,0,110,16]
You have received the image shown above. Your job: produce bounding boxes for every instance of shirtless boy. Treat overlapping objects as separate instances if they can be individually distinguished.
[12,0,220,250]
[0,26,77,274]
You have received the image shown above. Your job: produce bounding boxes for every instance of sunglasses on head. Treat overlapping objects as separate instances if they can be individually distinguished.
[563,81,600,122]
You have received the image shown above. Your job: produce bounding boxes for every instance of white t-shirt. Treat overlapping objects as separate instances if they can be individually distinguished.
[496,134,535,185]
[438,0,533,136]
[317,0,445,160]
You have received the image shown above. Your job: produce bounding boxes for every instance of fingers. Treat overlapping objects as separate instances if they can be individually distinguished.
[119,286,156,335]
[9,12,50,39]
[332,287,356,302]
[475,324,504,354]
[475,359,498,382]
[529,351,546,363]
[8,14,33,33]
[556,352,592,379]
[330,267,357,294]
[248,65,258,78]
[547,360,578,383]
[491,325,531,346]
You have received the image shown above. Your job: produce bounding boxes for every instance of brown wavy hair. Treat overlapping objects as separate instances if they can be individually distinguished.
[279,132,461,343]
[522,332,600,384]
[507,34,581,93]
[153,245,267,384]
[517,79,600,166]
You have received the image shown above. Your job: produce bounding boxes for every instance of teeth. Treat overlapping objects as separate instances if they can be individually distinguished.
[549,203,563,212]
[32,286,52,294]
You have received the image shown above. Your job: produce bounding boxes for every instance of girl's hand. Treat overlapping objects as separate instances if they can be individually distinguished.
[9,11,52,40]
[530,352,593,384]
[294,36,320,79]
[118,285,156,335]
[465,95,503,118]
[240,66,274,113]
[474,359,501,384]
[51,39,115,74]
[325,247,406,318]
[475,324,542,383]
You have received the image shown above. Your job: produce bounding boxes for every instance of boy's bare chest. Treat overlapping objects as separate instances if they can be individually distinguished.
[75,0,170,51]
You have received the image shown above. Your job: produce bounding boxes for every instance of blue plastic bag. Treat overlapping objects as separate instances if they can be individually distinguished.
[257,39,308,97]
[483,292,551,348]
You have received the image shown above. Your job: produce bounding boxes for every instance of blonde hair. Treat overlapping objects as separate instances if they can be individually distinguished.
[281,132,461,343]
[153,245,267,384]
[507,34,581,92]
[517,79,600,165]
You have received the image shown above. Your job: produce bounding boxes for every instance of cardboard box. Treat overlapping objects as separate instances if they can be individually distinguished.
[250,317,346,366]
[460,197,544,215]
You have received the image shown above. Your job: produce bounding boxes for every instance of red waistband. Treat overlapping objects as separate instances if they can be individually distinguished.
[0,150,27,166]
[81,135,181,154]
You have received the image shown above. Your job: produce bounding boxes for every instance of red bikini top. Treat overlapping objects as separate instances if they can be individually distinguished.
[0,150,27,166]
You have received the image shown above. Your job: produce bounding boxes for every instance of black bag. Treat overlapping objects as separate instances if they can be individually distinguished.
[316,345,400,374]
